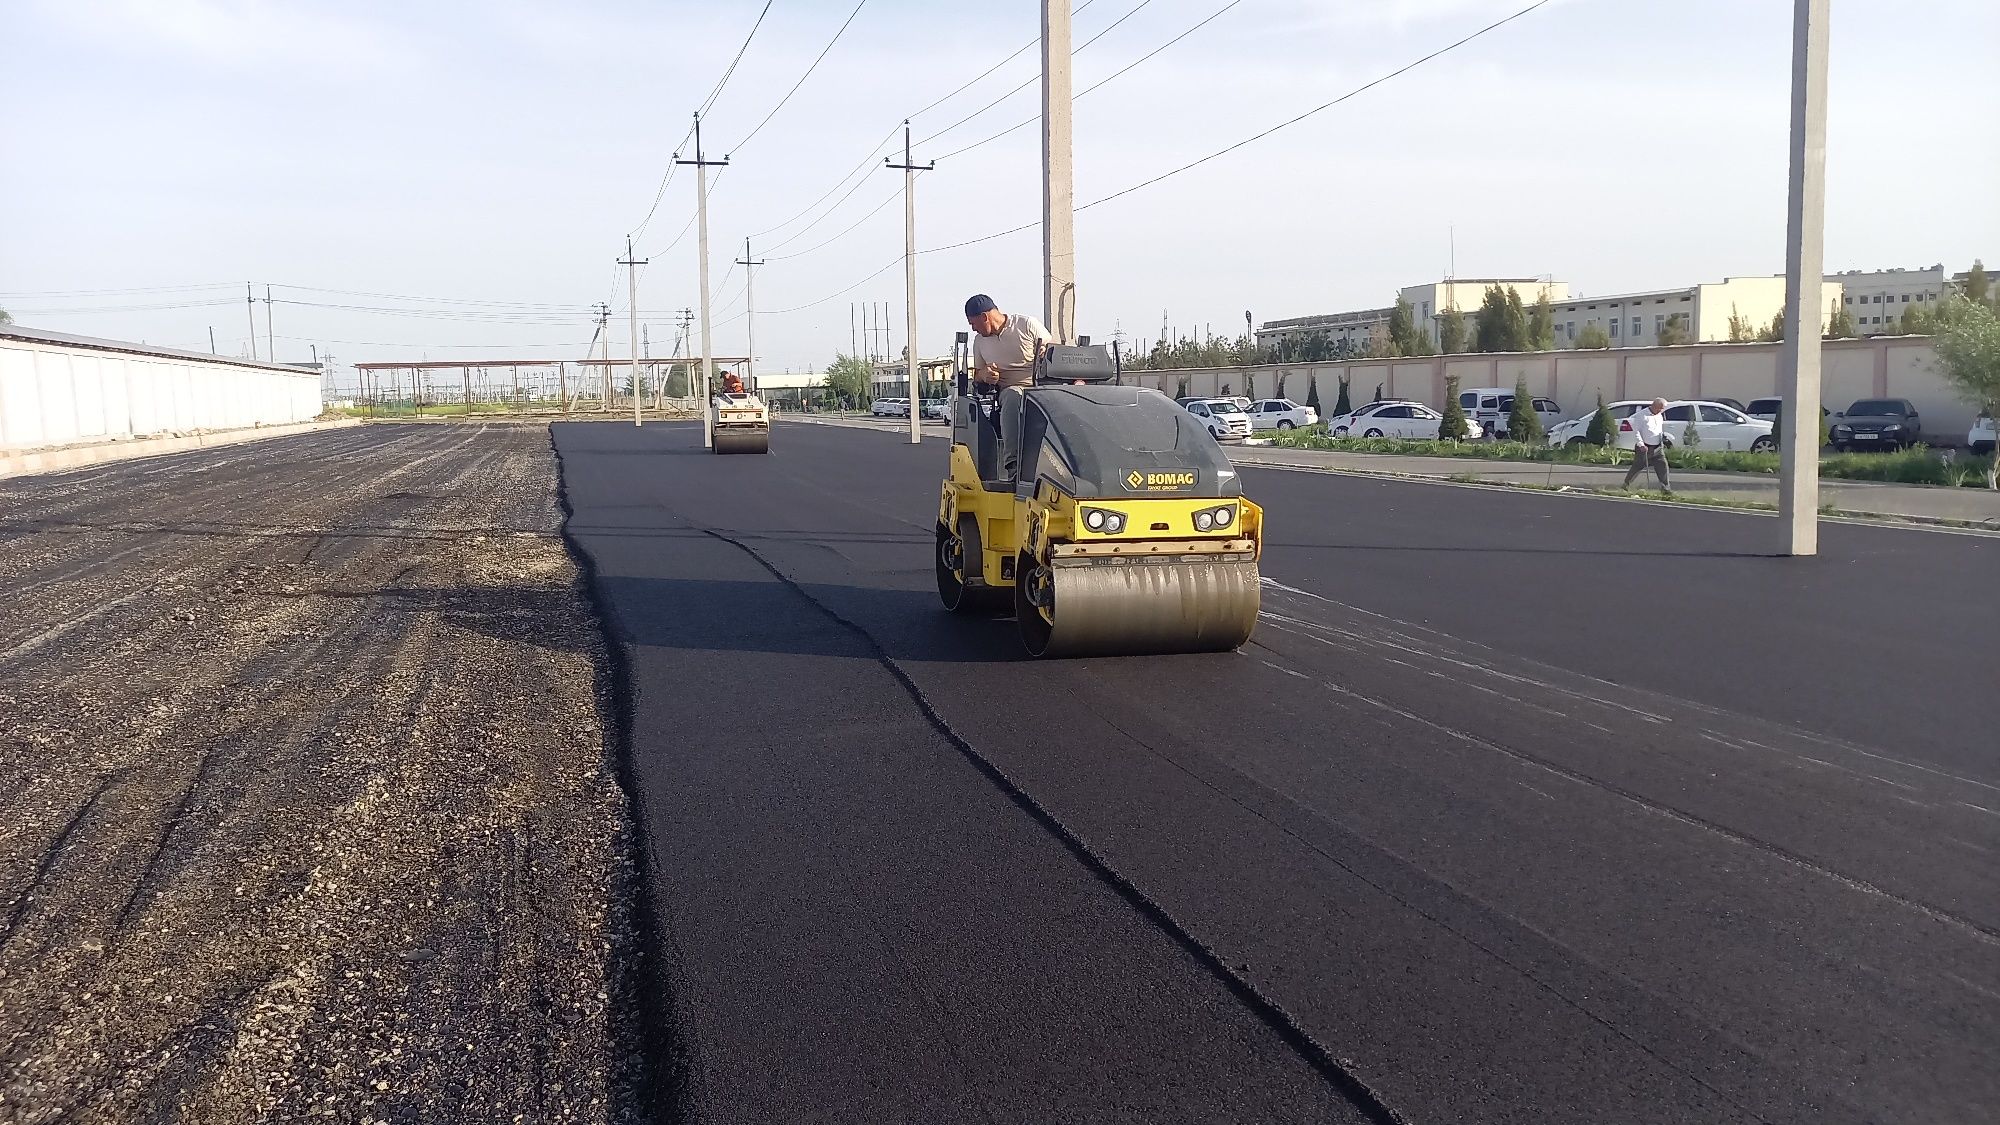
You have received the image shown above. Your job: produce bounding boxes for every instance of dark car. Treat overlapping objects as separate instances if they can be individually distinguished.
[1830,398,1922,452]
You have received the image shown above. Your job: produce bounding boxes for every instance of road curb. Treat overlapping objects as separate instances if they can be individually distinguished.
[0,417,366,480]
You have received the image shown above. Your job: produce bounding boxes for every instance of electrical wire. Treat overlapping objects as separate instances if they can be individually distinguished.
[905,0,1101,120]
[9,298,241,315]
[913,0,1153,148]
[764,180,910,262]
[747,123,900,240]
[0,283,237,298]
[700,0,774,117]
[731,0,869,153]
[937,0,1246,162]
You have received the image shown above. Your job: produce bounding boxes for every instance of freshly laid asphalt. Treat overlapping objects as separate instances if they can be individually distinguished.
[555,419,2000,1125]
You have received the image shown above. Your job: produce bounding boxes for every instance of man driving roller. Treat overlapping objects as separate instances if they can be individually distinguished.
[965,293,1052,477]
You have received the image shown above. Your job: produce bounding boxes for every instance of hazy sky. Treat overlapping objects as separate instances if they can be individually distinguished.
[4,0,1995,384]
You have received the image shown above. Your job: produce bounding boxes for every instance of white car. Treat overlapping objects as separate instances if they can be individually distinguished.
[1183,397,1253,442]
[1325,400,1484,440]
[1246,398,1318,431]
[1614,400,1776,452]
[1546,400,1653,447]
[920,398,949,421]
[870,397,910,417]
[1456,387,1563,440]
[1970,415,1997,455]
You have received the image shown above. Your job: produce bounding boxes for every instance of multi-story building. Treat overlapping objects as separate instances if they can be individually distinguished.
[1830,265,1951,332]
[1399,279,1571,345]
[1254,307,1391,354]
[1549,275,1846,347]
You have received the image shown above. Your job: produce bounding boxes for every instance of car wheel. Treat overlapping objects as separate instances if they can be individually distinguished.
[1566,437,1589,448]
[1750,436,1776,453]
[1363,428,1385,439]
[1277,420,1295,430]
[1333,426,1348,436]
[1974,442,1996,455]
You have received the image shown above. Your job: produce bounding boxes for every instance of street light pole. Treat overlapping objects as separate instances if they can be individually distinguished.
[1778,0,1830,556]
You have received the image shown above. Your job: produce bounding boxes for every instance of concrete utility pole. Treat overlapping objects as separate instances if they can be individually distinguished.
[678,113,730,448]
[850,303,858,359]
[1041,0,1076,344]
[735,238,765,393]
[887,120,934,445]
[619,236,650,427]
[462,365,473,417]
[1778,0,1830,556]
[208,326,217,354]
[245,284,259,361]
[264,286,276,362]
[593,303,612,410]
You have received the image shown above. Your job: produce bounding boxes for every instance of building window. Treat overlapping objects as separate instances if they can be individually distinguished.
[1843,296,1852,304]
[1610,319,1620,337]
[1631,316,1642,336]
[1900,294,1909,303]
[1422,302,1431,318]
[1655,314,1665,334]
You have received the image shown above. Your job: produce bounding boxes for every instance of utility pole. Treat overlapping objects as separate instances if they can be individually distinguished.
[619,236,649,427]
[245,284,259,361]
[264,285,276,361]
[677,112,729,448]
[208,326,217,354]
[850,302,858,359]
[593,302,612,410]
[736,238,765,393]
[887,120,933,445]
[1778,0,1830,556]
[675,307,695,399]
[1041,0,1076,344]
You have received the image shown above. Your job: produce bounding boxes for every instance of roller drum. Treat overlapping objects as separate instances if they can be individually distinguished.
[1017,554,1259,658]
[712,428,769,455]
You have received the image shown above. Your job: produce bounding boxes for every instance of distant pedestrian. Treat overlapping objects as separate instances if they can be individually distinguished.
[1622,398,1672,492]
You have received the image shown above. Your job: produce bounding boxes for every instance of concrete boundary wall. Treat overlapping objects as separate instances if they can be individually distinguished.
[1131,338,1976,438]
[0,418,364,480]
[1,325,324,451]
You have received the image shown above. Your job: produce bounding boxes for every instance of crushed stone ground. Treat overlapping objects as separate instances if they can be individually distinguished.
[0,423,647,1124]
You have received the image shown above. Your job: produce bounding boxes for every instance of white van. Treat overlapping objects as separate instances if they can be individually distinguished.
[1457,387,1562,440]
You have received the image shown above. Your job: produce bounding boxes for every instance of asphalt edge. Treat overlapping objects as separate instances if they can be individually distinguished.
[695,523,1410,1125]
[545,422,693,1125]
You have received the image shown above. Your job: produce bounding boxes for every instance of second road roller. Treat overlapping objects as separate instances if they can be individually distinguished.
[935,335,1262,657]
[710,382,770,454]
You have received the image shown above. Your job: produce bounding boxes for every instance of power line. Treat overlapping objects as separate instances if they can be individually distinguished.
[747,123,900,240]
[913,0,1153,148]
[905,0,1102,120]
[730,0,869,153]
[699,1,775,118]
[763,179,913,262]
[937,0,1246,162]
[0,283,237,298]
[10,298,240,315]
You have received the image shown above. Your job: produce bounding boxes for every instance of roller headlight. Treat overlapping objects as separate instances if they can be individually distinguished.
[1192,504,1236,532]
[1213,504,1234,528]
[1194,511,1214,531]
[1080,506,1127,535]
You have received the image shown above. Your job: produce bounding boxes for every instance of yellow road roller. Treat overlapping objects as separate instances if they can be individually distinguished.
[711,390,770,454]
[935,337,1262,657]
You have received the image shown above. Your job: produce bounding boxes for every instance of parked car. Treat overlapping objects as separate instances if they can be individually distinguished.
[1182,397,1254,442]
[1325,400,1485,440]
[1456,386,1562,440]
[1613,400,1776,452]
[871,397,910,417]
[1745,397,1832,425]
[1971,414,1997,455]
[1246,398,1318,430]
[920,398,948,420]
[1545,399,1653,447]
[1830,398,1922,451]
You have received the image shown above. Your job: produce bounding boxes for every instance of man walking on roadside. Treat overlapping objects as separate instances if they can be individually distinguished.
[1622,397,1672,493]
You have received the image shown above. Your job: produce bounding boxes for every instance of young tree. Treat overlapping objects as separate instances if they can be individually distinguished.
[1388,296,1422,357]
[1529,291,1556,351]
[1245,373,1257,399]
[1438,375,1471,441]
[1826,300,1856,339]
[0,307,12,325]
[1728,304,1757,343]
[1175,374,1190,399]
[1373,382,1384,403]
[1333,374,1352,417]
[1304,374,1321,414]
[1964,259,1990,305]
[1583,393,1614,446]
[1574,323,1612,350]
[1506,374,1544,444]
[1438,309,1470,354]
[1931,297,2000,483]
[825,353,873,407]
[1756,312,1786,343]
[1657,313,1692,346]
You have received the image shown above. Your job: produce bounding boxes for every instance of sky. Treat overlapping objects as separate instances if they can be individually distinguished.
[3,0,1996,388]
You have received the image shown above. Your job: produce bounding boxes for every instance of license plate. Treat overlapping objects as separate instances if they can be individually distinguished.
[1853,433,1878,440]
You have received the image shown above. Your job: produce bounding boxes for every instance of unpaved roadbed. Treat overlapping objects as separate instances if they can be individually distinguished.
[0,424,643,1123]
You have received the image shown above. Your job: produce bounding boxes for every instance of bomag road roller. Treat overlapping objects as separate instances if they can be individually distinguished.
[711,389,770,454]
[935,335,1262,657]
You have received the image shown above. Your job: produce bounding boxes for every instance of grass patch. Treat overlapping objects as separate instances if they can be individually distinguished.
[1270,427,1996,488]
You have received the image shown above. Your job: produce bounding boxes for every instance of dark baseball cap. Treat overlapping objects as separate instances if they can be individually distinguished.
[964,293,997,318]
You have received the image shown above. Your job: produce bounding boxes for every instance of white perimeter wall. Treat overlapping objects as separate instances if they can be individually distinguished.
[0,335,323,451]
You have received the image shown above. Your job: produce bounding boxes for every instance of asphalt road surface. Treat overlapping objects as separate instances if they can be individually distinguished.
[557,418,1999,1125]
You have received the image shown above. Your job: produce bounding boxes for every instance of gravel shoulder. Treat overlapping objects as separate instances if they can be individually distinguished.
[0,423,645,1124]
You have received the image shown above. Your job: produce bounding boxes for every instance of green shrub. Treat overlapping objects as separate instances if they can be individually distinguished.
[1438,375,1470,441]
[1583,393,1613,446]
[1506,375,1544,443]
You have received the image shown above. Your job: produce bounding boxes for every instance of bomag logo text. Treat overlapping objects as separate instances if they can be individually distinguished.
[1126,470,1197,490]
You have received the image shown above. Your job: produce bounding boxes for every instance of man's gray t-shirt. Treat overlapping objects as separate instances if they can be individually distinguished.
[974,314,1052,390]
